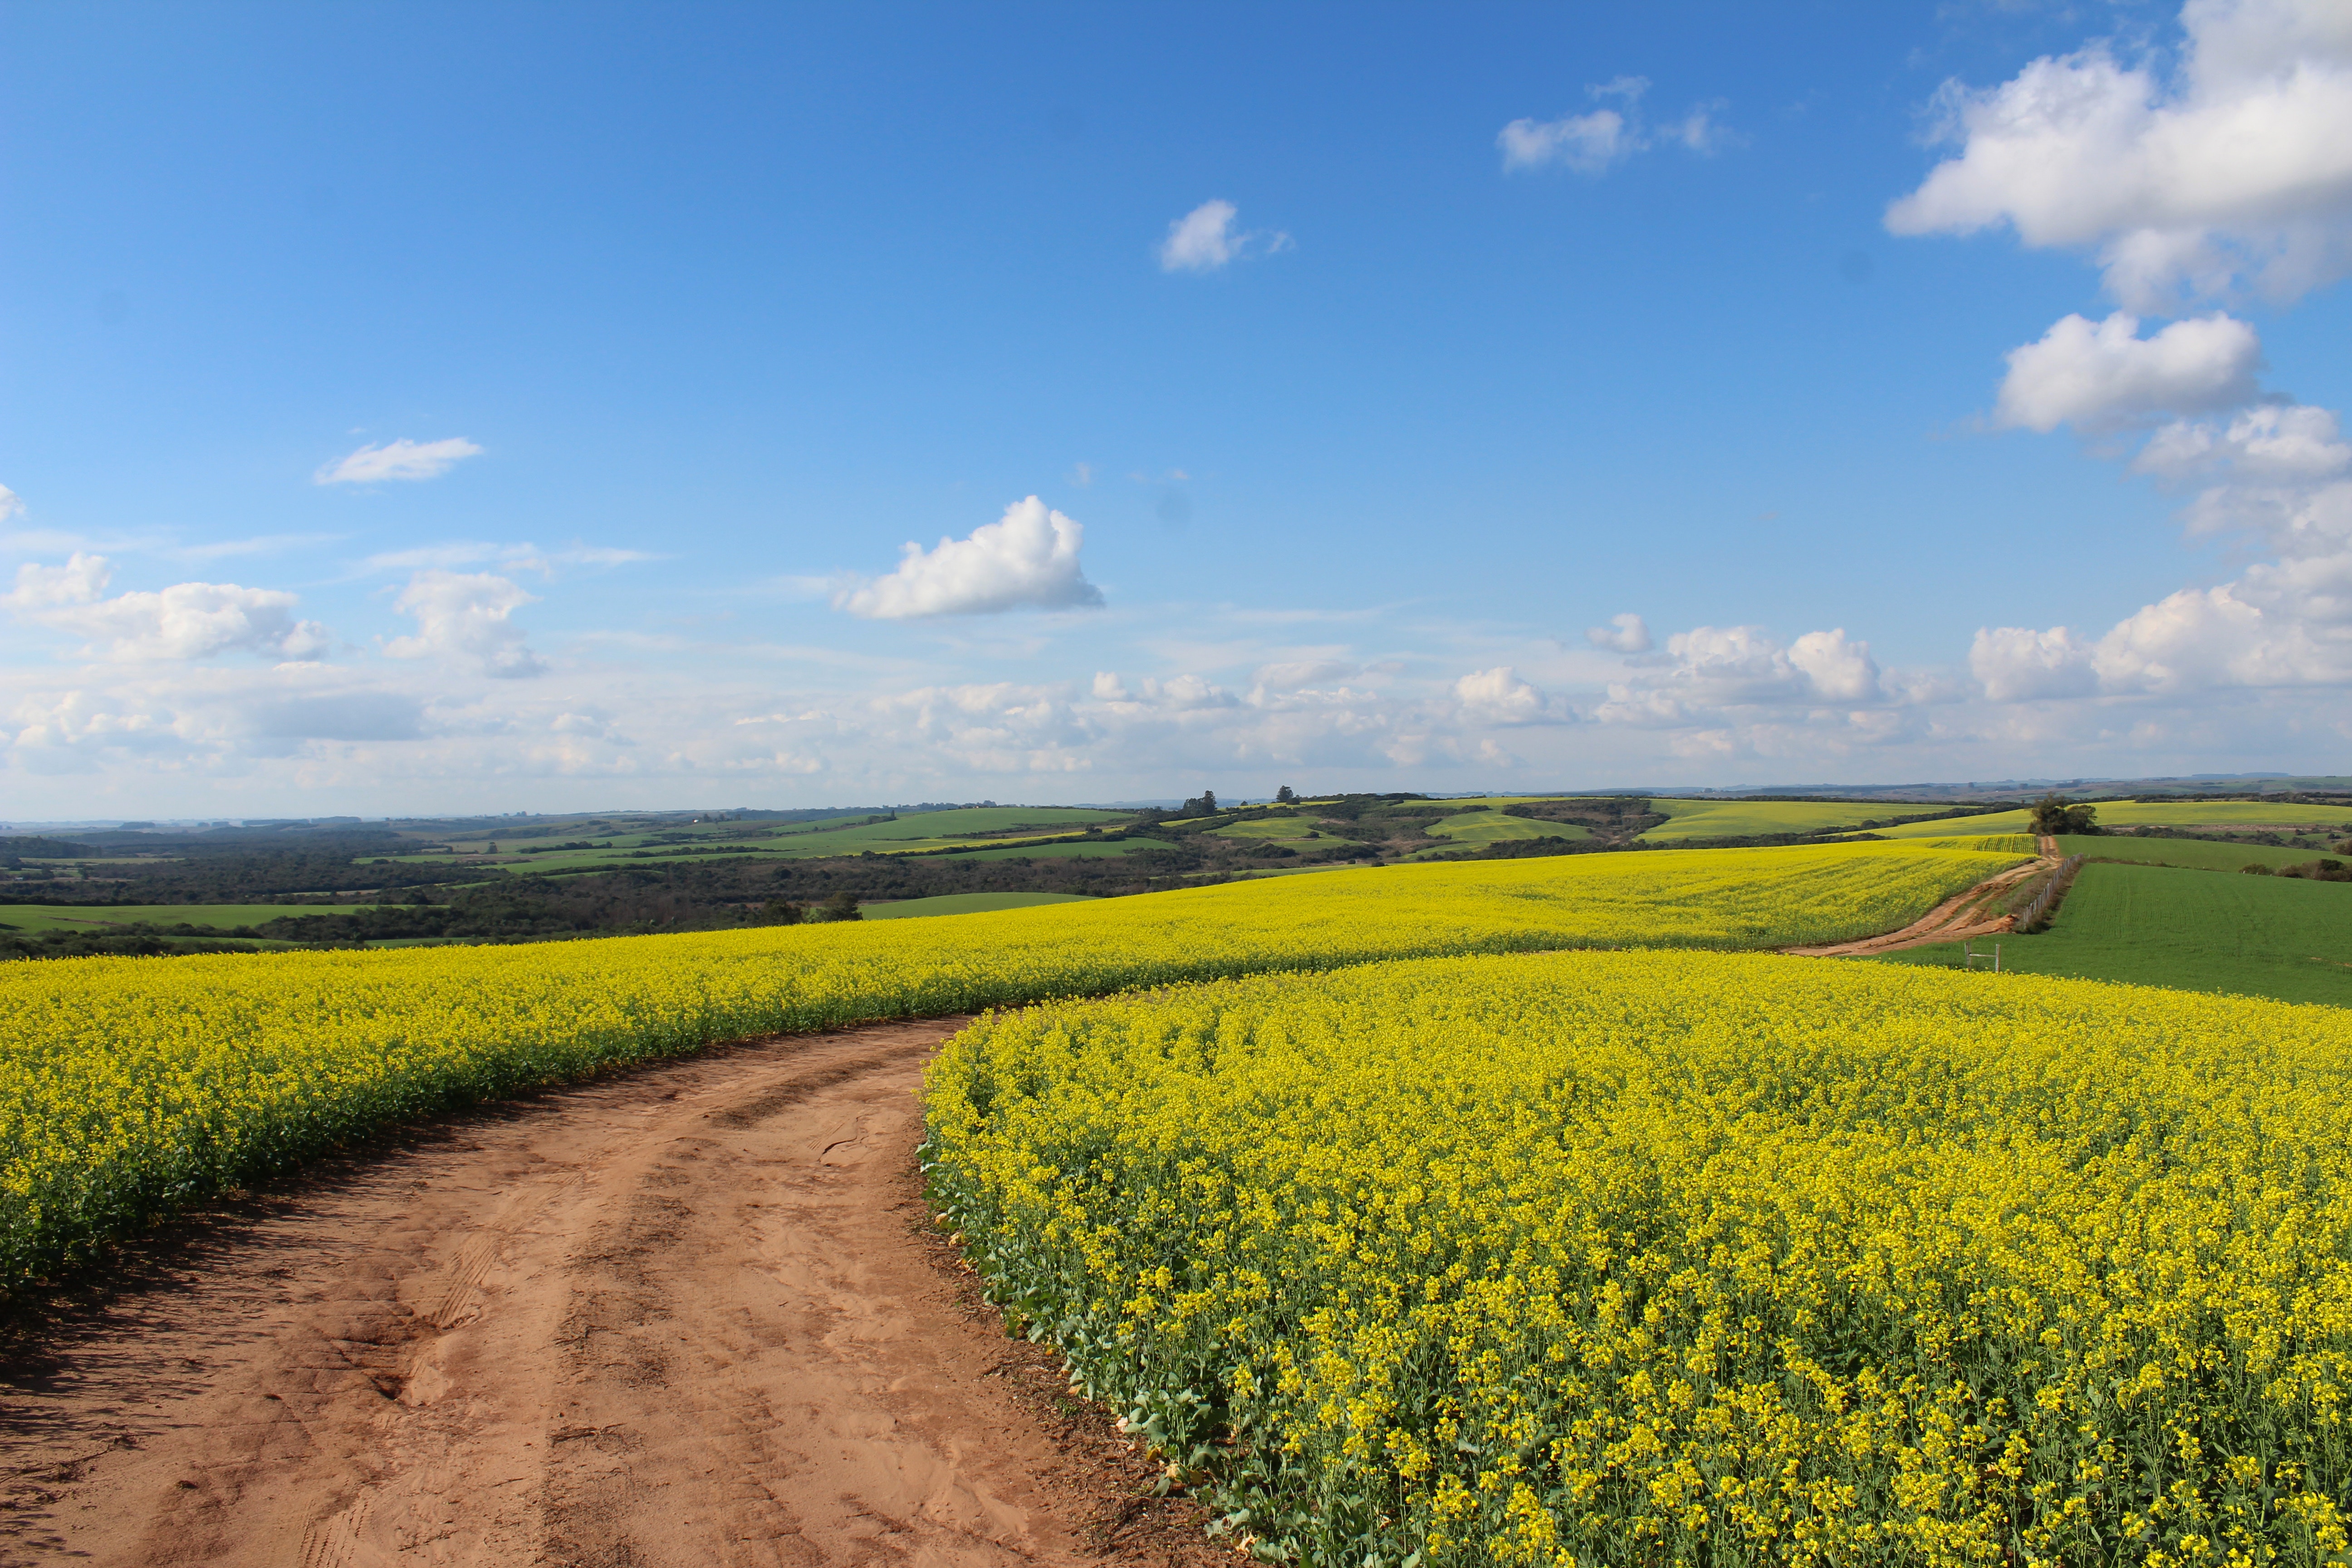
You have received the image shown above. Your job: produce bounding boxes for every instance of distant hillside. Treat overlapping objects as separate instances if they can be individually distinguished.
[1567,774,2352,804]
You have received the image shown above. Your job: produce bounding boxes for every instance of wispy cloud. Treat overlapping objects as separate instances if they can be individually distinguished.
[362,542,516,574]
[314,436,484,485]
[1500,77,1736,175]
[1157,200,1293,273]
[162,532,346,564]
[358,540,659,576]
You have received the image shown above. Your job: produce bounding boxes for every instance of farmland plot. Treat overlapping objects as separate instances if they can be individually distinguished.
[929,950,2352,1567]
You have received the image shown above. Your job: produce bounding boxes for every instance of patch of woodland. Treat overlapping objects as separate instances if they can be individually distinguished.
[2111,824,2352,851]
[2241,858,2352,882]
[0,929,270,962]
[0,843,492,904]
[0,832,1344,958]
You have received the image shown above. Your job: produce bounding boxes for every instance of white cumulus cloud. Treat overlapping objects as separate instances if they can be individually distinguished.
[1161,200,1241,270]
[3,553,331,662]
[4,554,113,612]
[1976,389,2352,700]
[1453,666,1566,725]
[1157,200,1290,273]
[1886,0,2352,309]
[1906,4,2352,712]
[1995,311,2263,432]
[1970,625,2102,701]
[1499,108,1638,174]
[1585,612,1653,652]
[1787,628,1882,701]
[2089,576,2327,692]
[1595,624,1888,725]
[315,437,485,485]
[386,569,545,678]
[835,496,1103,619]
[2135,402,2352,485]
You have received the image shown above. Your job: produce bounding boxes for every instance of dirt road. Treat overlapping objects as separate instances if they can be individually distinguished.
[1784,852,2051,958]
[0,1021,1212,1568]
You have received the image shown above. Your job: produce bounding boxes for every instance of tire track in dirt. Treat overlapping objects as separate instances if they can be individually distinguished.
[0,1020,1214,1568]
[1783,848,2055,958]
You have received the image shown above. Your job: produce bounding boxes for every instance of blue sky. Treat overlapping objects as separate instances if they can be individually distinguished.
[5,0,2350,814]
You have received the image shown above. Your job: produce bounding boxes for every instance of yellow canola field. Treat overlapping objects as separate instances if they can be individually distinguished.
[925,951,2352,1568]
[1900,833,2039,855]
[0,843,2009,1291]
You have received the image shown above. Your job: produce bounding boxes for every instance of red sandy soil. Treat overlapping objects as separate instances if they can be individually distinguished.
[1783,850,2053,958]
[0,1020,1224,1568]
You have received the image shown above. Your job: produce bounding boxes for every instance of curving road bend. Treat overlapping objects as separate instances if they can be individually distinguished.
[0,1019,1166,1568]
[1781,844,2058,960]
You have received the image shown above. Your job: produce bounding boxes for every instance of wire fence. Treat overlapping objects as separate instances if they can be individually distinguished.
[2015,853,2085,933]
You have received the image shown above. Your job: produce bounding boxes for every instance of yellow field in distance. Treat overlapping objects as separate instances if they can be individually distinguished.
[1638,797,1951,840]
[0,842,2015,1292]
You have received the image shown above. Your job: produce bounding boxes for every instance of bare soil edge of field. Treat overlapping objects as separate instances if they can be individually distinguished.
[1782,844,2055,958]
[0,1019,1222,1568]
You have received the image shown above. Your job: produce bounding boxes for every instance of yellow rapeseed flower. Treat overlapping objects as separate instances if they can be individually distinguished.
[0,842,2008,1292]
[925,949,2352,1567]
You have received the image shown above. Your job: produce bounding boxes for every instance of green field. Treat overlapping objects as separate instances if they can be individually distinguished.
[0,903,370,933]
[1901,834,2038,855]
[1872,859,2352,1007]
[2094,799,2352,828]
[1638,798,1950,841]
[1422,807,1584,846]
[1208,815,1342,844]
[1867,810,2038,838]
[1874,800,2352,840]
[860,892,1098,920]
[2054,833,2335,872]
